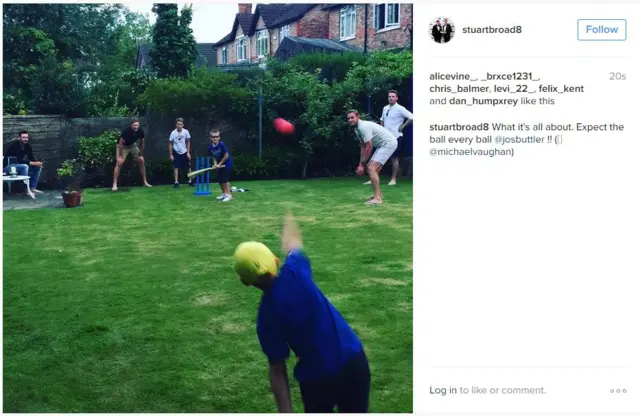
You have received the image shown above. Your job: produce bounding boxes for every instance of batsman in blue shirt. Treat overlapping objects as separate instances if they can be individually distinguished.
[233,215,371,413]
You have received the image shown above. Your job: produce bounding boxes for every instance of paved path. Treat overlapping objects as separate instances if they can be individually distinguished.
[2,191,75,211]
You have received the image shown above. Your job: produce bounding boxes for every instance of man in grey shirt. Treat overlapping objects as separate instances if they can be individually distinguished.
[348,110,397,205]
[381,90,413,185]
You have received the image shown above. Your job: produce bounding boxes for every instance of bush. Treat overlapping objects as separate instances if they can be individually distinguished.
[232,153,269,180]
[147,157,174,184]
[2,92,31,115]
[267,51,366,84]
[56,158,88,192]
[138,67,256,126]
[68,129,120,187]
[78,130,119,169]
[232,148,298,180]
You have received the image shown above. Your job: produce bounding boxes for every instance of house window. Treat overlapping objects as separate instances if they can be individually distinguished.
[339,5,356,40]
[374,3,400,31]
[257,29,268,57]
[236,36,247,61]
[279,24,291,42]
[221,46,228,64]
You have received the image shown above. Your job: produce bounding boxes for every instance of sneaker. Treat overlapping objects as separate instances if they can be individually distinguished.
[388,180,397,186]
[222,195,233,202]
[173,182,180,188]
[31,189,44,194]
[363,180,371,185]
[216,194,226,201]
[365,198,383,205]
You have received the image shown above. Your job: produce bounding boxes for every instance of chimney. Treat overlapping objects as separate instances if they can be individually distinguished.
[238,3,252,14]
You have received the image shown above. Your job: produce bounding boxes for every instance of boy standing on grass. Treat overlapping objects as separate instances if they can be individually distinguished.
[233,215,371,413]
[169,118,192,188]
[208,128,233,202]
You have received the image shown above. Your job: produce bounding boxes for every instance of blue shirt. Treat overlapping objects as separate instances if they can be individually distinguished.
[256,251,363,382]
[208,141,232,169]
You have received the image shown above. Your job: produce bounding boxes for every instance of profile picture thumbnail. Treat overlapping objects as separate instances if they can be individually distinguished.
[430,17,455,44]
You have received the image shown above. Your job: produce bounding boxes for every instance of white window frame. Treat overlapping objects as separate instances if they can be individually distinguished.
[257,29,269,58]
[236,36,247,62]
[374,3,401,33]
[221,46,228,64]
[339,5,356,40]
[279,24,291,42]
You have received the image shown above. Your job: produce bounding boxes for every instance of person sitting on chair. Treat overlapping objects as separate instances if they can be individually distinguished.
[3,130,43,195]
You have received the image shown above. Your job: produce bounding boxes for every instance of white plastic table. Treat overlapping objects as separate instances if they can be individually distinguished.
[3,174,35,199]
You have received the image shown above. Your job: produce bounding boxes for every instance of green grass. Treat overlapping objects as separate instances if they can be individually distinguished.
[3,178,413,413]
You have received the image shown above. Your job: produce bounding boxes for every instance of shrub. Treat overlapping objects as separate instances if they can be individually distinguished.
[2,92,30,115]
[232,148,297,180]
[232,153,269,180]
[147,157,174,184]
[138,67,256,126]
[56,158,87,192]
[267,51,366,84]
[78,130,119,169]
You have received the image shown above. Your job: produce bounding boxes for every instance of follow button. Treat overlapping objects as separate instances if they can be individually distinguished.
[577,19,627,41]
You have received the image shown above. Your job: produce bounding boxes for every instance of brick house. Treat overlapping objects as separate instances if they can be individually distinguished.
[324,3,413,52]
[213,3,332,65]
[211,3,412,67]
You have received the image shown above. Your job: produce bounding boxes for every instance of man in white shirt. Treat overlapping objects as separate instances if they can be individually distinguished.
[348,110,397,205]
[169,117,192,187]
[380,90,413,186]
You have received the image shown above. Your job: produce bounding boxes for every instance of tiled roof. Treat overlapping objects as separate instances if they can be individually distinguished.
[215,4,317,47]
[237,12,254,34]
[214,32,235,46]
[255,4,289,27]
[275,36,361,59]
[321,4,349,10]
[213,12,255,46]
[194,43,218,67]
[135,43,219,69]
[283,36,360,52]
[258,4,315,28]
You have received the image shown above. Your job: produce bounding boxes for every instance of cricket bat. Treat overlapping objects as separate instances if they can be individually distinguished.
[187,165,225,178]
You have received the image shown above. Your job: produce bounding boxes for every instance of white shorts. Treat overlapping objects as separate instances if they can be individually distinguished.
[370,141,398,165]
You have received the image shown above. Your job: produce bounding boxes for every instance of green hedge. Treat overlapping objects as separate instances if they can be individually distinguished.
[131,50,413,181]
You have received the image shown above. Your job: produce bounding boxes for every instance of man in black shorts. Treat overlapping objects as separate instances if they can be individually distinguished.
[112,119,153,191]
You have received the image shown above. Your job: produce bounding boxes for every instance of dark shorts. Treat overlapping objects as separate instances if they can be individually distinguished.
[216,166,231,184]
[392,136,404,158]
[173,151,189,169]
[299,350,371,413]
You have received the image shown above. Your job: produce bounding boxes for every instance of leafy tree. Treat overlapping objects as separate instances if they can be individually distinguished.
[2,27,57,114]
[3,4,122,80]
[149,4,198,78]
[28,57,88,116]
[87,9,153,116]
[2,3,151,116]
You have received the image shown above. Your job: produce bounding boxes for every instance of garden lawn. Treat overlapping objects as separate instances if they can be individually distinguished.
[3,177,413,413]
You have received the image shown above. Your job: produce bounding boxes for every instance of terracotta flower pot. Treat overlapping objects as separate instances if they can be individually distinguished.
[61,191,83,208]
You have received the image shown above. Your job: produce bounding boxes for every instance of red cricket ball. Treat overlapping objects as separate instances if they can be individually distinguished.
[273,118,295,135]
